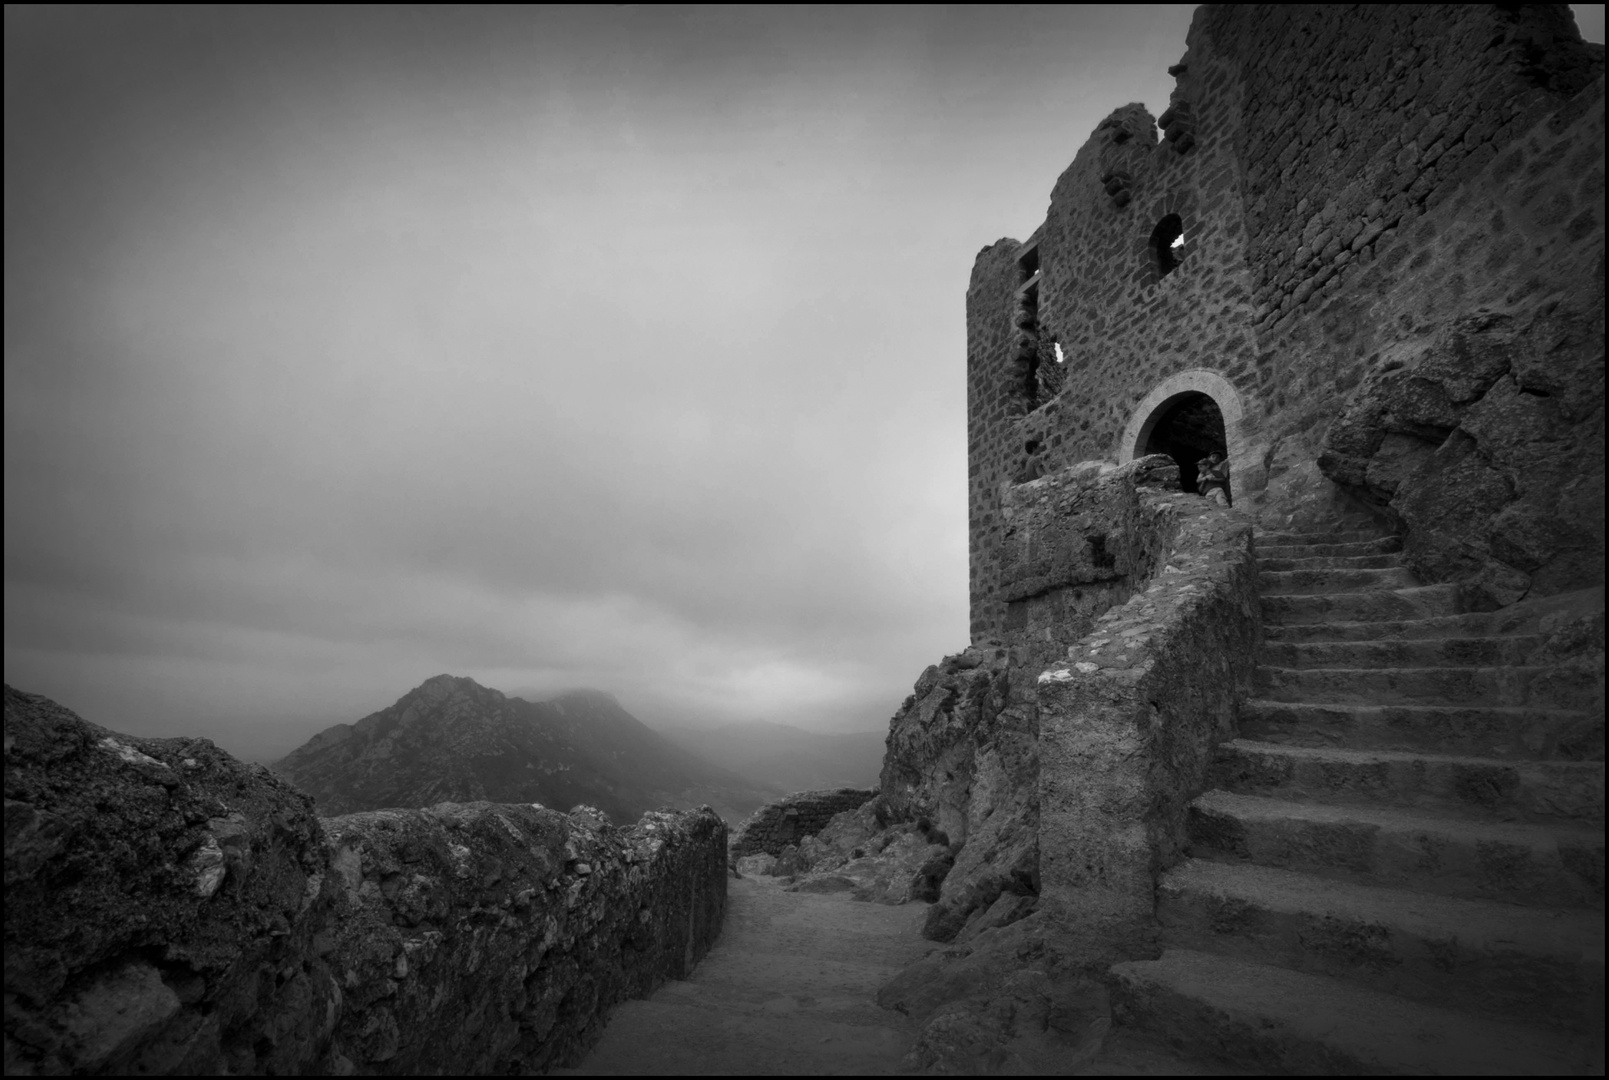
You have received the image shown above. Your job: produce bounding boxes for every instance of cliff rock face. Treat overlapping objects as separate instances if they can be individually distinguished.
[275,674,771,823]
[6,687,332,1074]
[878,644,1038,942]
[1319,305,1605,607]
[3,686,727,1075]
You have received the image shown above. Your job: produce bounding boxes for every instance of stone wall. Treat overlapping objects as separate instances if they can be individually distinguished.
[885,459,1235,945]
[3,686,727,1075]
[727,788,878,858]
[1035,492,1258,962]
[996,455,1183,674]
[966,2,1604,639]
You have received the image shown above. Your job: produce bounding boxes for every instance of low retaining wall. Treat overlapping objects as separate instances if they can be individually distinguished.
[1034,492,1259,962]
[3,686,727,1075]
[729,787,879,858]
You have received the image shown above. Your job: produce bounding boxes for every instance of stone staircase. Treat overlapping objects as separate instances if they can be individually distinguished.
[1111,527,1606,1074]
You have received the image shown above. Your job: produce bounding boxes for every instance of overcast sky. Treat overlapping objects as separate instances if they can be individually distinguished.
[6,6,1604,762]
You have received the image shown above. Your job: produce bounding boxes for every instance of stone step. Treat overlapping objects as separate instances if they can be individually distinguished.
[1111,949,1595,1075]
[1257,536,1402,559]
[1254,665,1557,707]
[1256,530,1393,547]
[1186,789,1604,907]
[1211,739,1604,823]
[1236,699,1605,761]
[1260,635,1545,669]
[1258,552,1405,572]
[1260,566,1420,595]
[1262,583,1463,624]
[1156,859,1605,1031]
[1263,611,1543,643]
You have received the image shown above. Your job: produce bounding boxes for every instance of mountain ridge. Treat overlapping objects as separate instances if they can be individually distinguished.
[273,674,780,823]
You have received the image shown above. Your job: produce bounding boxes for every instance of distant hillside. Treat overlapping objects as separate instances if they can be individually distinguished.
[273,675,779,823]
[655,721,884,794]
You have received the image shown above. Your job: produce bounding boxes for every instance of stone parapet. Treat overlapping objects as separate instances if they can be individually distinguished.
[728,787,879,858]
[3,685,727,1075]
[996,454,1182,675]
[1034,493,1259,961]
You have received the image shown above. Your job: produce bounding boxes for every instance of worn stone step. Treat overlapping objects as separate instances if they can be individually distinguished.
[1256,530,1392,547]
[1186,789,1604,907]
[1110,948,1591,1075]
[1257,536,1403,559]
[1211,739,1604,822]
[1258,552,1405,572]
[1262,583,1464,624]
[1236,699,1605,761]
[1260,635,1545,669]
[1157,858,1605,1031]
[1255,665,1556,707]
[1263,611,1542,643]
[1260,566,1420,595]
[1257,664,1598,711]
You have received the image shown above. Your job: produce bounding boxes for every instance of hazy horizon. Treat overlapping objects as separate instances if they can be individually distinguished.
[7,5,1604,765]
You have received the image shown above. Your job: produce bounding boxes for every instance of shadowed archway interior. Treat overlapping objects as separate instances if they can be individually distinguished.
[1141,391,1227,496]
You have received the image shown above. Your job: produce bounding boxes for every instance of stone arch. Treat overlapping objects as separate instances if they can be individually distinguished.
[1119,369,1252,498]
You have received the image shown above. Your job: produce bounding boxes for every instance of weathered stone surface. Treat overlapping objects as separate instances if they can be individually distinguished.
[877,644,1041,942]
[996,455,1183,674]
[5,687,334,1075]
[727,787,877,859]
[747,800,956,907]
[1320,307,1605,607]
[1036,493,1259,963]
[877,914,1111,1075]
[4,686,726,1075]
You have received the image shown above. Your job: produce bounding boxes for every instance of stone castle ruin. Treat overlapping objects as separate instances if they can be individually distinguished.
[4,4,1604,1075]
[899,1,1605,1070]
[968,3,1602,643]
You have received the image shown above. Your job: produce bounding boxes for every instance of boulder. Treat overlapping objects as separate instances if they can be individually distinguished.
[1320,305,1605,607]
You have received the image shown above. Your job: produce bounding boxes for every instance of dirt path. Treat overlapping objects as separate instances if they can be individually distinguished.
[559,875,934,1075]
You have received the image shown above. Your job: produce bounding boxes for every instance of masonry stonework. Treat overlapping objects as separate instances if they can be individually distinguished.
[727,788,879,859]
[968,3,1604,641]
[2,687,727,1075]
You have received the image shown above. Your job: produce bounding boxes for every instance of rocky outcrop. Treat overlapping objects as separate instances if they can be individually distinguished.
[1319,304,1605,608]
[877,914,1112,1074]
[274,674,772,824]
[727,787,877,859]
[4,686,726,1075]
[878,645,1040,943]
[736,803,959,906]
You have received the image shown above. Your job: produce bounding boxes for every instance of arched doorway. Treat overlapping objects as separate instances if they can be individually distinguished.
[1119,369,1253,504]
[1140,392,1226,497]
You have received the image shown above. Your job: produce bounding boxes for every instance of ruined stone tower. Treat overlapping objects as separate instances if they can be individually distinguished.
[967,3,1604,645]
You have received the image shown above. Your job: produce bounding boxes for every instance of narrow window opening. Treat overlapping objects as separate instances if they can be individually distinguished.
[1150,214,1185,278]
[1013,239,1043,410]
[1017,244,1040,281]
[1017,439,1046,483]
